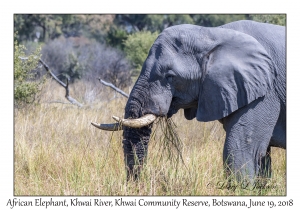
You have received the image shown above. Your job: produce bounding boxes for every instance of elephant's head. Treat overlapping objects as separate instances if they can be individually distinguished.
[92,24,274,179]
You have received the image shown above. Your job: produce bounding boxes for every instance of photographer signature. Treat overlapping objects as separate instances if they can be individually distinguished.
[206,180,277,191]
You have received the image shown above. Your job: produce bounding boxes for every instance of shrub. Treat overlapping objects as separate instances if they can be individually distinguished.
[86,43,132,89]
[250,14,286,26]
[42,36,132,88]
[124,31,159,81]
[14,39,44,108]
[41,36,87,83]
[106,27,128,50]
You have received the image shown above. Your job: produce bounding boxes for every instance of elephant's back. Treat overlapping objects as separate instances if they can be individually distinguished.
[219,20,285,63]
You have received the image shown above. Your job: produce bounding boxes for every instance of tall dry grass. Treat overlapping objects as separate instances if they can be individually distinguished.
[14,80,286,195]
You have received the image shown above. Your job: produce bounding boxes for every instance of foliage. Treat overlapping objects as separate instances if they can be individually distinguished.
[15,14,267,45]
[15,14,285,89]
[114,14,249,32]
[41,37,86,83]
[124,31,159,79]
[14,14,115,43]
[164,14,194,28]
[114,14,150,32]
[63,52,84,81]
[69,14,115,42]
[191,14,248,27]
[14,15,63,42]
[145,14,194,32]
[14,38,43,108]
[106,27,128,50]
[42,36,132,88]
[114,14,194,33]
[249,14,286,26]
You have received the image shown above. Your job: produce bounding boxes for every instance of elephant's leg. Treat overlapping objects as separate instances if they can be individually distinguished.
[258,146,271,178]
[222,94,280,182]
[270,108,286,148]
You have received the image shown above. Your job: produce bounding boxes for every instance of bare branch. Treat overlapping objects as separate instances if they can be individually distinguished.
[38,58,84,107]
[98,78,129,98]
[47,101,73,105]
[38,58,66,87]
[19,57,83,107]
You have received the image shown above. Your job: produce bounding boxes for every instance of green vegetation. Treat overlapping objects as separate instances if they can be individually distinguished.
[14,38,44,108]
[191,14,248,27]
[124,31,159,80]
[250,14,286,26]
[14,14,114,43]
[14,14,286,86]
[106,27,128,50]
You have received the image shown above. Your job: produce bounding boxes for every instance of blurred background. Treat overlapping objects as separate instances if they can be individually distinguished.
[14,14,285,108]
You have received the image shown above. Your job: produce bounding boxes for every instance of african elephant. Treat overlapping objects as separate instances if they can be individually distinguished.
[92,20,286,182]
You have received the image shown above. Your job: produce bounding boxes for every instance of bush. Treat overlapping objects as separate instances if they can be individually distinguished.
[106,27,128,50]
[86,43,132,89]
[14,39,44,108]
[42,36,132,89]
[249,14,286,26]
[41,36,88,83]
[124,31,159,80]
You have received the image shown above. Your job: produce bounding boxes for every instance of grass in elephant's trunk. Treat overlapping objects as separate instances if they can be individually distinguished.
[153,117,185,171]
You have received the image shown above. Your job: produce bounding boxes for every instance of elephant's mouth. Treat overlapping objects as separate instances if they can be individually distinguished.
[91,98,198,130]
[167,107,179,118]
[167,98,197,118]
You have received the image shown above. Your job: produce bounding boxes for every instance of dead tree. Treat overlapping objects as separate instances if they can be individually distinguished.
[19,57,130,106]
[38,59,84,107]
[98,78,129,98]
[19,56,83,107]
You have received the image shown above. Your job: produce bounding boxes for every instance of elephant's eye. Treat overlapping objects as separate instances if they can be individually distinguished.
[165,71,176,83]
[166,75,173,83]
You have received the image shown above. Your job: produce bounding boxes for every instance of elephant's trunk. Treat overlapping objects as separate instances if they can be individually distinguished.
[122,81,154,180]
[91,76,157,180]
[122,125,152,180]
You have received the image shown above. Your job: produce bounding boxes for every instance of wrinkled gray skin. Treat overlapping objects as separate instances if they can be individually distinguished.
[123,20,286,182]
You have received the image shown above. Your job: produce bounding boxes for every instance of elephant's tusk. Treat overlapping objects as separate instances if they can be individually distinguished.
[112,114,157,128]
[91,122,123,131]
[91,114,156,131]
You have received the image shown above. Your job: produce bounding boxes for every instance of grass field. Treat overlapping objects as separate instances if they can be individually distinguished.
[14,80,286,195]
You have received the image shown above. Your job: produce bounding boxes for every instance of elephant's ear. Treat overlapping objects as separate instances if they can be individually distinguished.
[196,29,275,122]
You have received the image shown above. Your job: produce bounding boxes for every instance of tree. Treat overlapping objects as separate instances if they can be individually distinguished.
[14,14,115,43]
[114,15,149,32]
[14,37,44,108]
[106,26,128,50]
[114,14,194,33]
[41,36,87,83]
[163,14,194,28]
[249,14,286,26]
[14,14,64,42]
[68,14,115,42]
[191,14,249,27]
[123,31,159,81]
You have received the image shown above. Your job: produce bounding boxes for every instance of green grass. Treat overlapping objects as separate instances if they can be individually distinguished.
[14,80,286,195]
